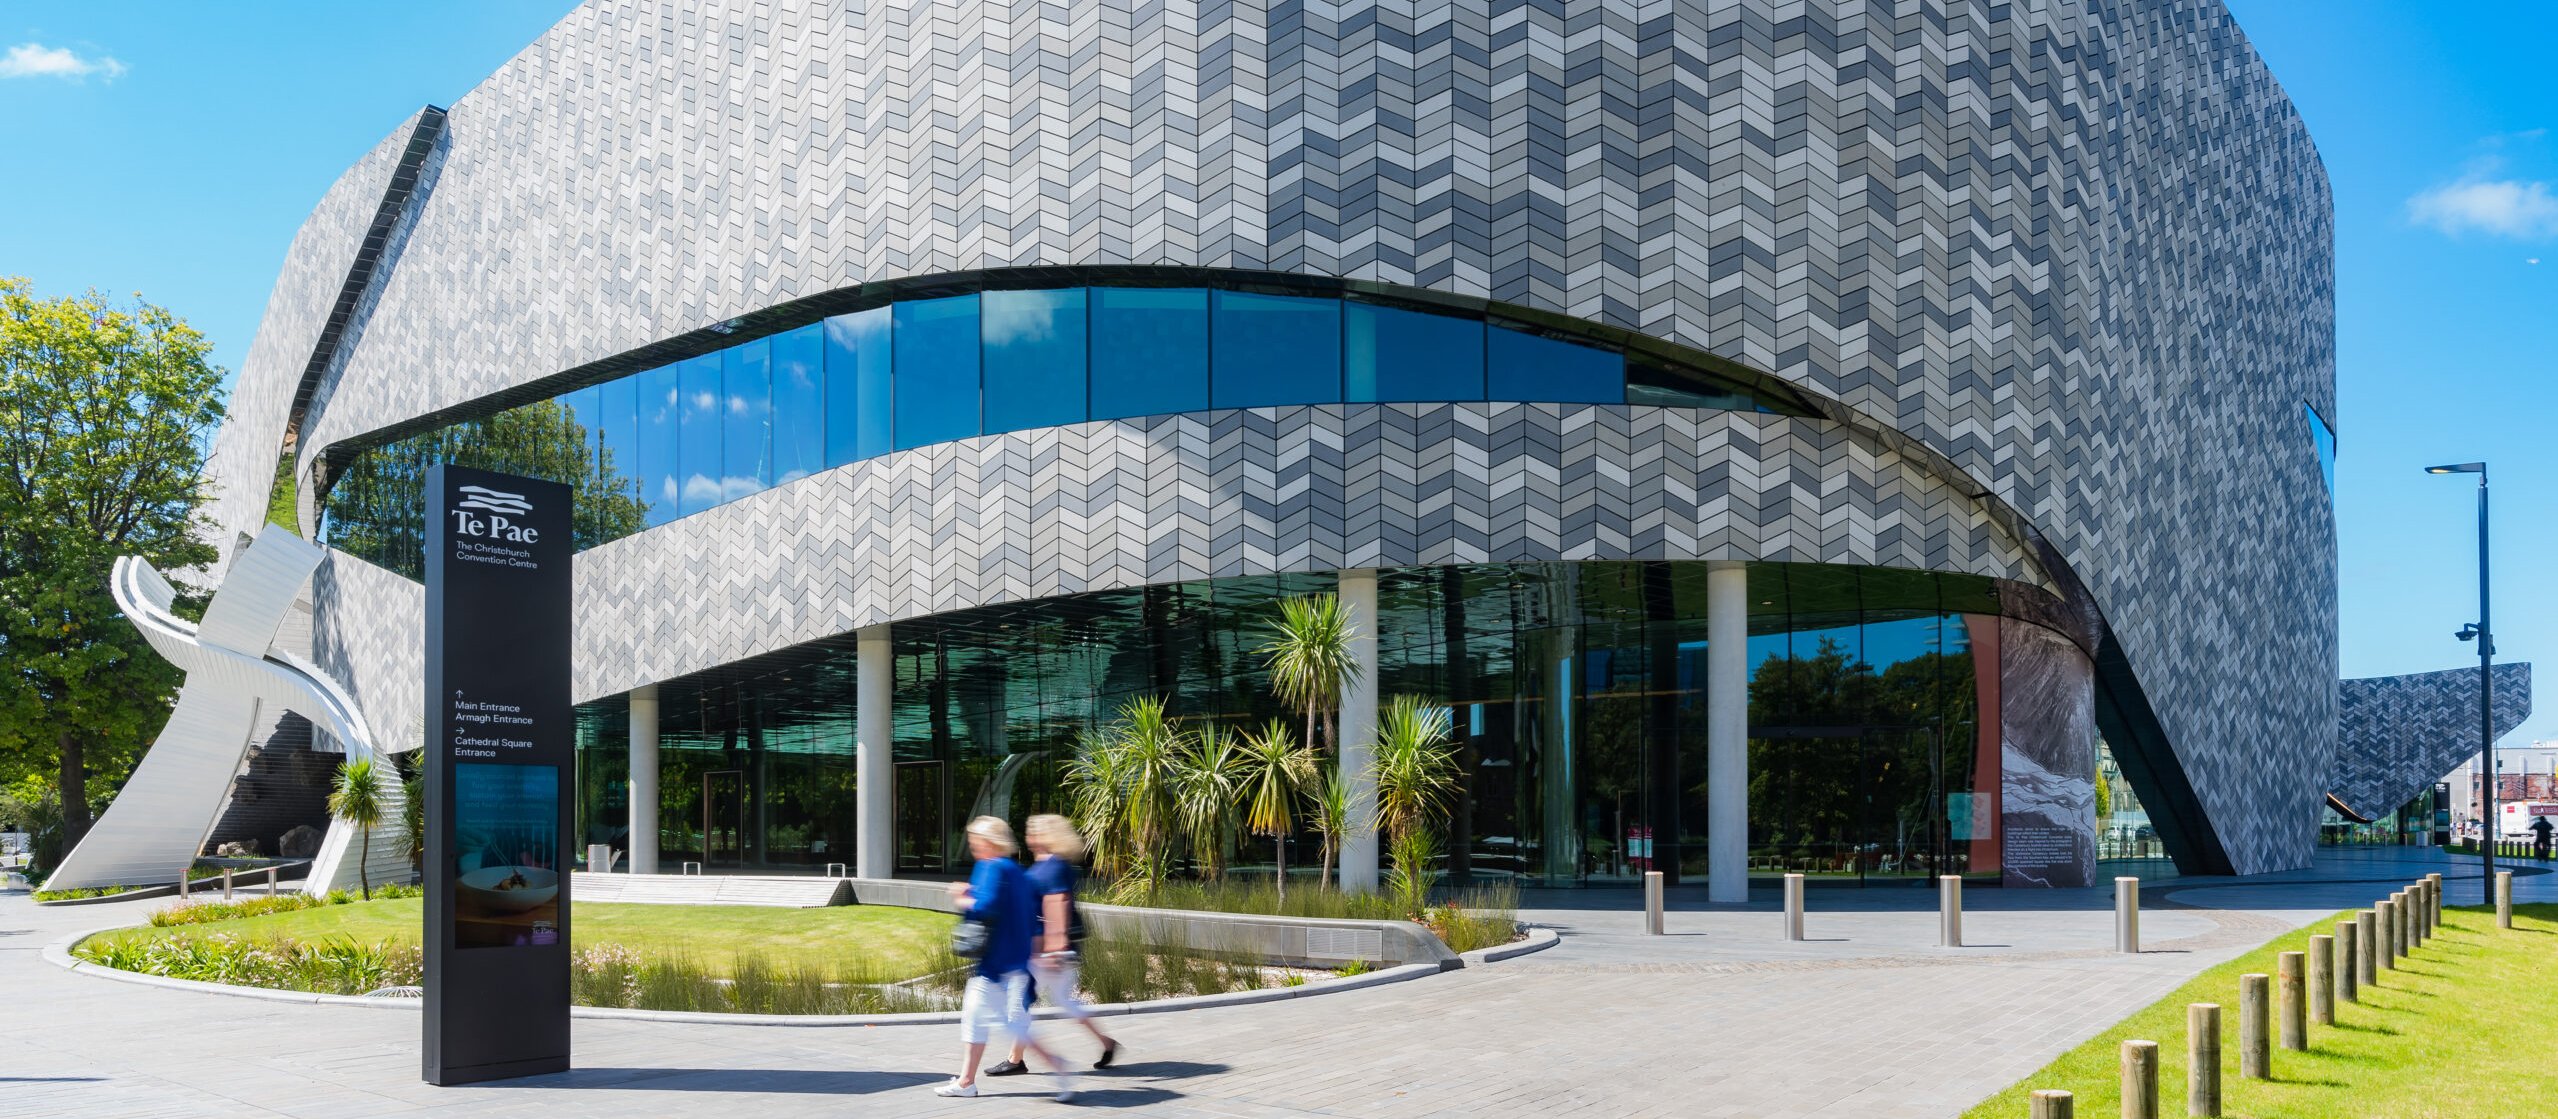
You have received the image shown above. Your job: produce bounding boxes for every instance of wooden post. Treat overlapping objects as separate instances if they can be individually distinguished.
[2277,951,2306,1051]
[2375,898,2396,969]
[2497,870,2513,929]
[2122,1039,2159,1119]
[2335,920,2358,1004]
[2357,909,2378,985]
[2030,1088,2076,1119]
[2396,889,2413,956]
[2427,872,2444,925]
[2309,934,2334,1026]
[2239,973,2271,1079]
[2187,1003,2221,1117]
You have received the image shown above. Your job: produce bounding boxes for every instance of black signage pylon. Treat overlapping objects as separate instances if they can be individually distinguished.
[423,464,574,1085]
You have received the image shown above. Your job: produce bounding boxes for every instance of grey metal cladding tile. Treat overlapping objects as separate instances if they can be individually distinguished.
[2333,664,2533,820]
[255,0,2332,873]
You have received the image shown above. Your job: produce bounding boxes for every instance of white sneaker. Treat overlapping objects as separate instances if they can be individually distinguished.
[934,1079,979,1097]
[1054,1072,1078,1102]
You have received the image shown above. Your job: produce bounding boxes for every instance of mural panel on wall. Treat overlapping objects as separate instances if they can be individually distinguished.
[2000,618,2097,887]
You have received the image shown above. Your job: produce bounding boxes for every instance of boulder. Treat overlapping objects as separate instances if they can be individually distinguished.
[214,840,261,858]
[277,824,324,858]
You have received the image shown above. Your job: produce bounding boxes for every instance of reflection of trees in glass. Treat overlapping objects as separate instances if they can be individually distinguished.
[1744,632,1977,869]
[322,400,648,579]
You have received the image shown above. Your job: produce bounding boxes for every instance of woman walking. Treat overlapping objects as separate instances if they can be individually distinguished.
[937,816,1076,1101]
[986,814,1119,1077]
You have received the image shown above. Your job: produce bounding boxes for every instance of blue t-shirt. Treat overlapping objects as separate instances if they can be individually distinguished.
[1025,854,1078,941]
[963,855,1037,978]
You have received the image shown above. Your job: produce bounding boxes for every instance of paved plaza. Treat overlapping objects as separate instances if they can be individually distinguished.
[5,849,2538,1118]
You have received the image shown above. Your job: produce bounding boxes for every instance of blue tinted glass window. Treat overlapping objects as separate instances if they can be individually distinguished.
[722,339,772,502]
[559,385,599,473]
[892,295,981,451]
[676,354,723,516]
[636,365,681,526]
[982,288,1089,434]
[2306,403,2336,495]
[1212,292,1340,409]
[1488,325,1623,404]
[771,324,824,484]
[595,375,640,511]
[1345,303,1486,403]
[824,306,891,465]
[1091,287,1208,420]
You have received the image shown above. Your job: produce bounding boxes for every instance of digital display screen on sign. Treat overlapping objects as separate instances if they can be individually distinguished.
[452,763,562,949]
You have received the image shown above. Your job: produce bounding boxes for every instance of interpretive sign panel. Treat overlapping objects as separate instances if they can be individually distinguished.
[423,465,573,1085]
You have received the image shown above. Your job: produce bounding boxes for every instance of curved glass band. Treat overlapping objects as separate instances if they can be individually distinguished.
[319,284,1806,580]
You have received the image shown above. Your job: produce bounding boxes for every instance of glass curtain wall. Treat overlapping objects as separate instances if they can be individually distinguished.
[573,561,2026,884]
[321,283,1810,580]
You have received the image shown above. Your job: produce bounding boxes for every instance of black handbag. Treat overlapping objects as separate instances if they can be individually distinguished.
[950,916,991,959]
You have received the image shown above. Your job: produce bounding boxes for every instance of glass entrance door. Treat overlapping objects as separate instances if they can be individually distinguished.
[893,760,946,873]
[699,769,747,868]
[1748,725,1945,885]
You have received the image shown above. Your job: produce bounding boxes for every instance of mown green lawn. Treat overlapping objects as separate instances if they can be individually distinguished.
[88,899,954,978]
[1965,903,2558,1118]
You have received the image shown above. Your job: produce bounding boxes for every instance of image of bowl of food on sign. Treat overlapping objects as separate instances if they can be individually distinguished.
[457,865,559,913]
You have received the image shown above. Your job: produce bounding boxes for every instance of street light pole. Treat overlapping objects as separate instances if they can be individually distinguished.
[2427,461,2493,900]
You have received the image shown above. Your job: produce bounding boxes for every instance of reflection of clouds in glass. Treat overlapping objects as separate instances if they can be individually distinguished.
[982,296,1059,347]
[777,467,811,485]
[683,473,723,503]
[658,476,678,505]
[688,389,719,416]
[720,475,763,501]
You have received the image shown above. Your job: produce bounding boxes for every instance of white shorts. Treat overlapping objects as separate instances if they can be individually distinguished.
[1032,953,1092,1019]
[959,970,1033,1045]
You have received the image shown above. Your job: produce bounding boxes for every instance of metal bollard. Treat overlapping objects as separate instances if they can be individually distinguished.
[2309,934,2334,1026]
[2186,1003,2221,1117]
[1783,872,1806,941]
[222,868,234,900]
[1643,870,1665,935]
[2239,973,2271,1079]
[2121,1039,2159,1119]
[2116,876,2141,954]
[1940,875,1963,948]
[178,869,190,899]
[264,865,279,895]
[2356,910,2377,986]
[2375,898,2396,969]
[2030,1088,2076,1119]
[2335,920,2358,1004]
[2277,951,2306,1052]
[2497,870,2513,929]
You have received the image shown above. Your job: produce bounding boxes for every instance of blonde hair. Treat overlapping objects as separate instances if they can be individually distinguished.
[1025,814,1087,861]
[964,815,1018,856]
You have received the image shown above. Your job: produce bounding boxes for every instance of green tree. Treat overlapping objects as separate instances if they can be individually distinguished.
[1171,721,1246,880]
[0,278,224,845]
[328,756,386,900]
[1234,718,1315,899]
[1258,592,1361,759]
[1369,694,1458,904]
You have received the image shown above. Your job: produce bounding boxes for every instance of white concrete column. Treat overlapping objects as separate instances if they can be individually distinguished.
[1338,569,1381,893]
[856,624,894,879]
[1706,560,1749,903]
[627,684,659,875]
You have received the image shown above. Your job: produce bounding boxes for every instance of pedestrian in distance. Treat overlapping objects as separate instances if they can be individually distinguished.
[986,814,1120,1077]
[2532,814,2552,860]
[936,816,1077,1102]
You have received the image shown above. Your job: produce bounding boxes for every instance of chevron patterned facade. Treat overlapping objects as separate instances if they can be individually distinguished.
[2332,664,2534,822]
[190,0,2342,878]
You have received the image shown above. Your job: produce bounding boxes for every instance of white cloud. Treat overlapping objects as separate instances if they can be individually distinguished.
[0,43,127,81]
[2407,176,2558,239]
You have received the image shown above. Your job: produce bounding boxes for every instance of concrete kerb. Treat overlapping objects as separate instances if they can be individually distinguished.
[46,908,1529,1027]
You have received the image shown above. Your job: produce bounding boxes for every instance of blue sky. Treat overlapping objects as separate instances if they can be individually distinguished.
[4,3,2555,742]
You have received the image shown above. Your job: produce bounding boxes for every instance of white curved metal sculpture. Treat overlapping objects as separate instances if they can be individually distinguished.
[45,525,405,894]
